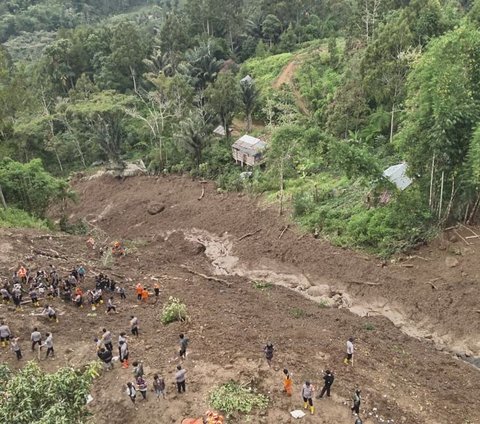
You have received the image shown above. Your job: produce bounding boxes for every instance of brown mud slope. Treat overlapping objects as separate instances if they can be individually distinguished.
[0,175,478,424]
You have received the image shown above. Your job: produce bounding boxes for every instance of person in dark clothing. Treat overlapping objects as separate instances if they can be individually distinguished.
[317,370,334,398]
[97,347,113,370]
[179,333,189,359]
[264,343,274,367]
[355,418,363,424]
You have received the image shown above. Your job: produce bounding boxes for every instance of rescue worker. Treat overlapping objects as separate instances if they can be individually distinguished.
[344,337,354,366]
[179,333,189,359]
[97,347,113,370]
[11,337,22,360]
[135,283,143,301]
[283,368,293,396]
[43,305,58,323]
[351,389,361,415]
[264,342,274,367]
[141,288,149,303]
[120,340,129,368]
[43,332,54,359]
[106,296,117,314]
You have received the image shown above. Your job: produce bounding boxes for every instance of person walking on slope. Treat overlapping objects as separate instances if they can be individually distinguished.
[283,368,293,396]
[106,297,117,314]
[264,342,274,367]
[179,333,189,359]
[301,381,315,415]
[120,340,129,368]
[153,374,166,399]
[132,361,144,378]
[351,389,361,415]
[102,328,113,352]
[317,370,335,398]
[175,365,187,393]
[344,337,354,366]
[43,305,59,323]
[11,337,22,360]
[130,316,139,337]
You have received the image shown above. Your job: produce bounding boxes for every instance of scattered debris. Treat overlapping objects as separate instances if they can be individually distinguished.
[237,228,262,242]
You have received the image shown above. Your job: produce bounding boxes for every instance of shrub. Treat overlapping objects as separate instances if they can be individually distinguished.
[209,381,269,417]
[0,207,49,229]
[161,296,188,324]
[0,361,100,423]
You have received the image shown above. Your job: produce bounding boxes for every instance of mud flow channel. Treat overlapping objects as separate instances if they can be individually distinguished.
[166,228,480,369]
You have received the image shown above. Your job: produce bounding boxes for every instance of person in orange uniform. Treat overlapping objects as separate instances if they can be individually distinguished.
[135,283,143,301]
[17,266,27,283]
[141,288,149,303]
[283,368,293,396]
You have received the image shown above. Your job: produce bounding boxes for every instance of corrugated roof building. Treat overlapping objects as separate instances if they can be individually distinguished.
[232,135,266,167]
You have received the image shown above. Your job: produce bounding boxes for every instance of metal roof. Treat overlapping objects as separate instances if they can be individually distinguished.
[383,162,413,190]
[232,135,266,156]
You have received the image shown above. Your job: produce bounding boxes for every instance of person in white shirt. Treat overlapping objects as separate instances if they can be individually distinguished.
[0,321,11,347]
[344,337,355,365]
[43,332,54,359]
[31,328,42,351]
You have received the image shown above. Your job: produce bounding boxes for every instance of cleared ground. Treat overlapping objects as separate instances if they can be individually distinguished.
[0,174,479,423]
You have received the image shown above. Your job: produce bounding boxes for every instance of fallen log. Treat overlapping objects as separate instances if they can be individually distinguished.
[279,225,289,239]
[346,280,381,286]
[237,228,262,242]
[180,265,231,287]
[198,181,207,201]
[32,248,68,260]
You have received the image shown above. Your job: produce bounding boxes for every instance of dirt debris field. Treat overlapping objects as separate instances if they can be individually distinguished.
[0,174,480,424]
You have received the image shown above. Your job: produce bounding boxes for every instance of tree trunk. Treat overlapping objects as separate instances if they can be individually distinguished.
[279,158,284,216]
[429,154,435,210]
[0,185,7,209]
[246,112,252,132]
[389,103,395,144]
[438,171,444,220]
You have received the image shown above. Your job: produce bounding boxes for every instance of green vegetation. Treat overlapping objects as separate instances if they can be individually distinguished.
[160,296,188,324]
[290,307,307,318]
[1,0,479,253]
[209,381,269,417]
[0,208,49,229]
[0,361,100,423]
[252,281,273,291]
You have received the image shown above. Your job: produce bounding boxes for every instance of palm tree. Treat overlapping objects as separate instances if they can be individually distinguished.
[240,77,259,132]
[175,111,212,167]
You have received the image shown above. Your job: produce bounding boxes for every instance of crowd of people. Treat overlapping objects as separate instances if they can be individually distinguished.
[1,263,365,422]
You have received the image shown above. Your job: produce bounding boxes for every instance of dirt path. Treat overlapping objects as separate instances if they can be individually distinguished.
[1,175,479,423]
[272,60,310,116]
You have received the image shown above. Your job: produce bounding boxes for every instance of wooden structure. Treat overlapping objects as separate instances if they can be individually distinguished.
[232,135,266,167]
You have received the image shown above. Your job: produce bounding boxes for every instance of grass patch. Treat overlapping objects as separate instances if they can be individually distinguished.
[241,52,293,91]
[364,322,375,331]
[160,297,188,325]
[0,208,49,230]
[290,307,307,318]
[209,381,269,417]
[252,281,273,291]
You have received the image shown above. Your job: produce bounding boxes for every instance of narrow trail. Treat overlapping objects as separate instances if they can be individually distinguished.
[272,59,310,116]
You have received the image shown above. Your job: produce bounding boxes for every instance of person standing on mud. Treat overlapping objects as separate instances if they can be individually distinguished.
[102,328,113,352]
[106,297,117,314]
[264,342,274,367]
[42,332,54,359]
[0,321,11,348]
[344,337,354,366]
[175,365,187,393]
[11,337,22,360]
[136,376,148,401]
[31,327,42,352]
[317,370,334,398]
[120,340,129,368]
[153,374,166,399]
[301,380,315,415]
[130,316,139,337]
[118,331,127,357]
[283,368,293,396]
[97,347,113,370]
[351,389,361,415]
[132,361,144,378]
[126,381,137,405]
[179,333,189,359]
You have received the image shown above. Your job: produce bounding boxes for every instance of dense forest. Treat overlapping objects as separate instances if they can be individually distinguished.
[1,0,480,255]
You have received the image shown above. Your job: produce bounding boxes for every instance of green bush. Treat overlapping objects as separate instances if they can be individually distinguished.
[0,208,49,229]
[161,296,188,324]
[209,381,269,417]
[0,361,100,423]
